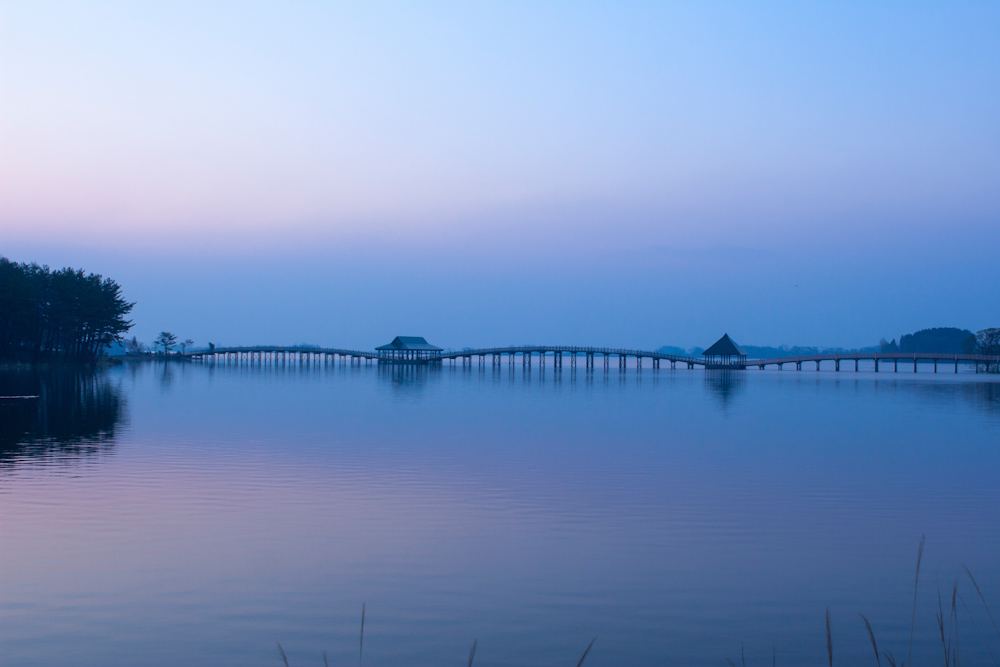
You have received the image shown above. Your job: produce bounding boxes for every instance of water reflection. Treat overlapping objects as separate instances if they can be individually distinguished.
[704,370,746,408]
[379,363,440,391]
[0,368,125,466]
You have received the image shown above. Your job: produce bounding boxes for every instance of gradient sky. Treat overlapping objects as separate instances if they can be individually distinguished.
[2,2,998,349]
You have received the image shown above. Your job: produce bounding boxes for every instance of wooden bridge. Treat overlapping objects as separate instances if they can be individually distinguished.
[747,351,999,373]
[185,345,1000,373]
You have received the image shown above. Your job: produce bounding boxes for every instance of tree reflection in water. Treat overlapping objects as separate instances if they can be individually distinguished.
[0,368,125,466]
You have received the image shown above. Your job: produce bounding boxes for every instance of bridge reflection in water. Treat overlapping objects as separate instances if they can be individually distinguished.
[187,345,1000,374]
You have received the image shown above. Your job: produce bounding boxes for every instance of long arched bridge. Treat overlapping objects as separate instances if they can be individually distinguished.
[184,345,1000,373]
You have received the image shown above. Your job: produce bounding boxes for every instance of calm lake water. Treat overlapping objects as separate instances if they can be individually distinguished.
[2,361,999,666]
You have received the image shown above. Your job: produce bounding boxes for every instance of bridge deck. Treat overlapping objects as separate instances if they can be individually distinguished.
[182,345,1000,370]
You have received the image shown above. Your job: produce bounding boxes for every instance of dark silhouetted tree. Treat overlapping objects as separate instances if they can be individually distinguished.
[154,332,177,355]
[878,338,899,353]
[0,257,134,363]
[974,328,1000,355]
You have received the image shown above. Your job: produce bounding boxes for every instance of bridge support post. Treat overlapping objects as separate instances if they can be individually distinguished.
[894,359,898,373]
[874,359,879,372]
[955,359,959,373]
[796,361,801,371]
[835,359,840,371]
[934,359,937,373]
[816,361,821,371]
[914,359,917,373]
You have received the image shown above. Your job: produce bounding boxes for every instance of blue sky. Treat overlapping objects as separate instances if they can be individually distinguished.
[1,2,998,348]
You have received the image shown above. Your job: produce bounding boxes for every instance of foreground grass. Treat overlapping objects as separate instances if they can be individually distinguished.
[275,538,996,666]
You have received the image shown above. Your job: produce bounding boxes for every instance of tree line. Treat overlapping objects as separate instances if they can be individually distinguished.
[0,257,134,364]
[878,327,1000,355]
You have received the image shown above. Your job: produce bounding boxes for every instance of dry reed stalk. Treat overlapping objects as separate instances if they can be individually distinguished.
[576,637,596,667]
[860,614,880,666]
[952,583,960,667]
[909,535,925,667]
[958,591,998,666]
[323,649,328,667]
[964,565,1000,641]
[468,639,477,667]
[277,641,289,667]
[360,602,366,667]
[826,608,833,667]
[938,581,951,667]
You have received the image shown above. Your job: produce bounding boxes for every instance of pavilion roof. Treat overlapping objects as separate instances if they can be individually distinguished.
[375,336,443,352]
[703,333,746,357]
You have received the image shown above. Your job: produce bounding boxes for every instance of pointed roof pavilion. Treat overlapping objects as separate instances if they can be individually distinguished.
[376,336,443,352]
[703,333,747,360]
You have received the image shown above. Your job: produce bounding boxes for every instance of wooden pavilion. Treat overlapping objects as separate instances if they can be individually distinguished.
[376,336,443,364]
[703,333,747,367]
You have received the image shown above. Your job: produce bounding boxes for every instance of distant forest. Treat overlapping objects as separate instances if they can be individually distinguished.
[879,327,974,354]
[0,257,134,364]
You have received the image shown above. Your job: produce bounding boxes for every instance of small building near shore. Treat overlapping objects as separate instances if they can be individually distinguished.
[703,334,747,366]
[376,336,443,364]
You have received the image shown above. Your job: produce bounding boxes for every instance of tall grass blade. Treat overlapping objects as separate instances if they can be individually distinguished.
[826,608,833,667]
[964,565,1000,641]
[883,651,896,667]
[360,602,365,667]
[938,581,950,667]
[908,535,925,667]
[952,583,960,667]
[726,660,737,667]
[277,641,289,667]
[576,637,596,667]
[468,639,477,667]
[860,614,881,666]
[958,591,998,666]
[323,649,328,667]
[742,641,746,667]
